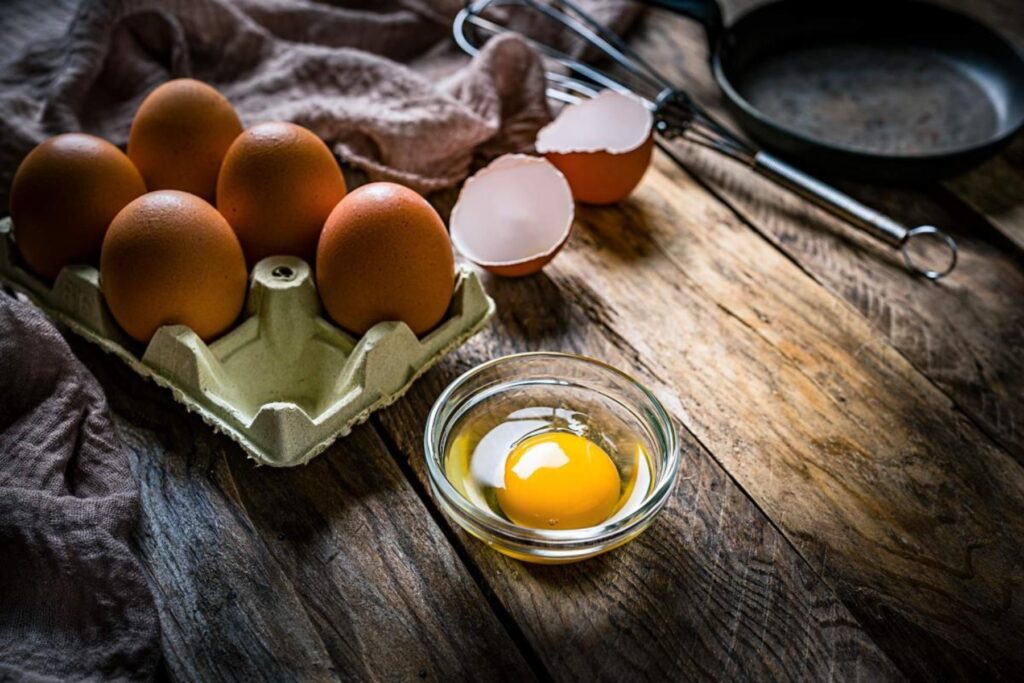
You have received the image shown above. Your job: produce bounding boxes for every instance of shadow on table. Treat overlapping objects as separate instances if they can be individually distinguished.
[70,332,398,521]
[573,197,660,265]
[478,267,575,347]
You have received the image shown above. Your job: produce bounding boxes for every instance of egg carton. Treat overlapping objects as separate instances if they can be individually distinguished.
[0,218,494,466]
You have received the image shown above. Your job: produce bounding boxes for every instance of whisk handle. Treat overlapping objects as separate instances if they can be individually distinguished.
[753,152,905,246]
[752,152,958,279]
[640,0,723,43]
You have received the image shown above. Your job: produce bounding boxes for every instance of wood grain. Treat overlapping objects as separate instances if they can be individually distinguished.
[521,153,1024,679]
[946,138,1024,253]
[630,9,1024,465]
[375,271,903,682]
[622,11,1024,676]
[9,3,1018,680]
[68,339,536,683]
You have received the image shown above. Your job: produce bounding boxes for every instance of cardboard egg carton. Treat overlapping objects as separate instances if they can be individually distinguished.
[0,218,494,466]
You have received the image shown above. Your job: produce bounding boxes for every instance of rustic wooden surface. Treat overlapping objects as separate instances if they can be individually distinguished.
[47,2,1024,681]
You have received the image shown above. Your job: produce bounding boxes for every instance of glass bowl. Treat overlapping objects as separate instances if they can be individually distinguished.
[424,352,680,563]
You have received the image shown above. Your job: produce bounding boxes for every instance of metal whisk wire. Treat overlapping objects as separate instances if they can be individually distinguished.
[453,0,758,164]
[453,0,959,280]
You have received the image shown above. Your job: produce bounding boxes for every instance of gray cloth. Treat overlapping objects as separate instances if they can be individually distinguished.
[0,292,160,681]
[0,0,553,205]
[0,0,639,209]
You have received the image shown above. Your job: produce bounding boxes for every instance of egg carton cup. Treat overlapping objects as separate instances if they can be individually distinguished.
[0,218,494,467]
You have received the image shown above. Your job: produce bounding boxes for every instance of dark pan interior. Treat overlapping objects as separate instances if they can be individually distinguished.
[717,0,1024,157]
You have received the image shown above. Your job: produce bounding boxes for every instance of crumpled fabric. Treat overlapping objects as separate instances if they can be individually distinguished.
[0,292,161,681]
[0,0,638,209]
[0,1,642,679]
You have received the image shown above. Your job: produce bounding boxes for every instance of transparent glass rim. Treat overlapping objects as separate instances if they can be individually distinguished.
[423,351,680,549]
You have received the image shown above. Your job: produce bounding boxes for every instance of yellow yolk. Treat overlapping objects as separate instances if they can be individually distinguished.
[497,432,621,530]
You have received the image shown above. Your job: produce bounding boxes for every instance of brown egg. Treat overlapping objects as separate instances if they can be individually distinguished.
[316,182,454,336]
[543,136,653,205]
[100,190,247,343]
[128,78,243,202]
[217,122,347,265]
[536,90,654,205]
[10,133,146,280]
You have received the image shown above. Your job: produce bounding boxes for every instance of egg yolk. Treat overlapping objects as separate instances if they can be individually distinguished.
[497,432,621,530]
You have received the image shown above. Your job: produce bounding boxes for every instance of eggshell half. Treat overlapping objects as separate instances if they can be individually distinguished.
[449,155,573,278]
[535,90,654,205]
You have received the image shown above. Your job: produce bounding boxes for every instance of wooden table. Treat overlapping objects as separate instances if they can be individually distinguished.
[71,3,1024,680]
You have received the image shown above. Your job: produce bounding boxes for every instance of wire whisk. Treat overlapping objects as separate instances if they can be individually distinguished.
[453,0,958,280]
[455,0,756,163]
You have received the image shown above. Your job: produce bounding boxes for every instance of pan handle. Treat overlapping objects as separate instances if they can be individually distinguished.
[753,152,958,280]
[640,0,723,46]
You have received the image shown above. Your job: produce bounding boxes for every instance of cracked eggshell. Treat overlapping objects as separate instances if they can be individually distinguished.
[535,90,654,205]
[450,154,573,278]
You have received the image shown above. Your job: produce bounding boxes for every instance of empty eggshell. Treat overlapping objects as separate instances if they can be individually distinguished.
[449,154,573,278]
[535,90,654,205]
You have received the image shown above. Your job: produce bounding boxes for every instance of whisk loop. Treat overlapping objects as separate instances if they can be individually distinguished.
[454,0,958,280]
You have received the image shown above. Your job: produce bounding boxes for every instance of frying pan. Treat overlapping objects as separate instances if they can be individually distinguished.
[650,0,1024,180]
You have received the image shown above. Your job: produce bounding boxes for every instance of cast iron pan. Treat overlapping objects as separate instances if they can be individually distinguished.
[650,0,1024,180]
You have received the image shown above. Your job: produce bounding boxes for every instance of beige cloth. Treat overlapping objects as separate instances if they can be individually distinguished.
[0,0,639,211]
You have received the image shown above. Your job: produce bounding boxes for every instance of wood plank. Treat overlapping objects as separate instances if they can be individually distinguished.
[519,151,1024,679]
[655,139,1024,464]
[116,415,337,682]
[720,0,1024,46]
[630,10,1024,464]
[222,428,537,682]
[67,339,536,682]
[374,272,903,682]
[946,138,1024,253]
